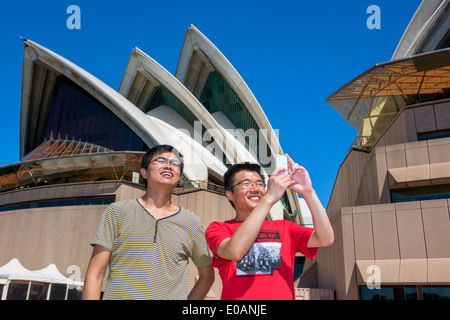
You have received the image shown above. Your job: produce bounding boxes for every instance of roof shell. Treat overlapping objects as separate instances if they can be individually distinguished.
[175,25,284,159]
[19,40,216,183]
[393,0,450,59]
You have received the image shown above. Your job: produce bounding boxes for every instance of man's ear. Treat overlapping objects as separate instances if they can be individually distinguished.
[225,190,234,202]
[140,167,148,180]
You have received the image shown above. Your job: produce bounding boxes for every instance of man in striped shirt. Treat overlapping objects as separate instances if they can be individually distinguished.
[82,145,214,300]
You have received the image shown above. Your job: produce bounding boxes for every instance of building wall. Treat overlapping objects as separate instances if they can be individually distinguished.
[0,182,123,272]
[326,99,450,218]
[332,200,450,299]
[312,99,450,299]
[0,181,235,299]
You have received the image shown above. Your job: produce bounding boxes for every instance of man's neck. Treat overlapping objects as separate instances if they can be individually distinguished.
[234,210,251,222]
[140,187,178,219]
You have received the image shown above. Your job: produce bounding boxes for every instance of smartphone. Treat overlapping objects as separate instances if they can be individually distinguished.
[275,154,288,175]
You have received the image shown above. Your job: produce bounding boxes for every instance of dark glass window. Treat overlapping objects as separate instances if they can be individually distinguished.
[417,129,450,141]
[403,286,419,300]
[43,75,147,152]
[28,282,50,300]
[293,256,305,281]
[360,286,418,300]
[361,286,395,300]
[1,283,84,300]
[361,285,450,300]
[391,184,450,203]
[422,286,450,300]
[0,195,116,212]
[6,281,29,300]
[49,284,67,300]
[67,285,83,300]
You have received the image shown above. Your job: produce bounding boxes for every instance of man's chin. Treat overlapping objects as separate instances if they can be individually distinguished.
[246,200,261,209]
[150,180,178,188]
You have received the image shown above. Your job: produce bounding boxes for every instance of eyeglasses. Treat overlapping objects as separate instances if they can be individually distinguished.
[231,179,266,190]
[150,156,182,169]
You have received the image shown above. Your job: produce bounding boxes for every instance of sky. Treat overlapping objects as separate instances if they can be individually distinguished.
[0,0,423,206]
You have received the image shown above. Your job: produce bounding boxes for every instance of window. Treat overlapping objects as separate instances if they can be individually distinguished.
[1,281,83,300]
[403,286,420,300]
[49,284,68,300]
[360,286,401,300]
[360,286,416,300]
[293,256,305,281]
[391,184,450,203]
[417,129,450,141]
[360,285,450,300]
[28,282,50,300]
[40,75,147,154]
[67,285,83,300]
[0,195,116,212]
[6,281,29,300]
[422,286,450,300]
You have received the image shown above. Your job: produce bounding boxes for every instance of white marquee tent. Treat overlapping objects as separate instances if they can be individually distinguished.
[0,258,83,300]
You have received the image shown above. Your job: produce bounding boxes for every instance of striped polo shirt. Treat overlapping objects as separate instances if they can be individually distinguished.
[91,199,211,300]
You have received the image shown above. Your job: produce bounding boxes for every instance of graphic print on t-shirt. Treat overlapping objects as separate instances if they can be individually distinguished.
[236,230,281,276]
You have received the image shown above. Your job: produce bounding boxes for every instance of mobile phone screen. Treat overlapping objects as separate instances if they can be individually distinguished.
[275,154,288,175]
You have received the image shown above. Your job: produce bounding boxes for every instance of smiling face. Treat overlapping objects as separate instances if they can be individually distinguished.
[225,170,267,218]
[140,151,181,189]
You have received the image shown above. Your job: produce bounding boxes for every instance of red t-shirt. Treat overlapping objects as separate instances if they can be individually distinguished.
[205,219,318,300]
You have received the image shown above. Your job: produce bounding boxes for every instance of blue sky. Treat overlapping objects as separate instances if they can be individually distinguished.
[0,0,423,206]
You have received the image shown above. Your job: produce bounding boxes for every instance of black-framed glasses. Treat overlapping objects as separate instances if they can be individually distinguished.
[231,179,266,190]
[150,156,182,169]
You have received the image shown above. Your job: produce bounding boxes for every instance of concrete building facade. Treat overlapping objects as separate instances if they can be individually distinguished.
[299,0,450,300]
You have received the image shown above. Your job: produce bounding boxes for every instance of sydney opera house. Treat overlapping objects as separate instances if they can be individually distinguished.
[0,25,302,300]
[1,0,449,300]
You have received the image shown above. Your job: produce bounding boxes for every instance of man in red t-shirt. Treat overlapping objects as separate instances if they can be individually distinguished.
[205,155,334,300]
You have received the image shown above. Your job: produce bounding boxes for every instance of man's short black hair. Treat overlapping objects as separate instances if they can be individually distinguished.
[141,144,184,174]
[223,162,265,208]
